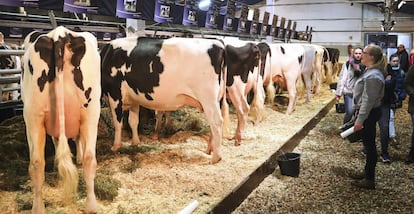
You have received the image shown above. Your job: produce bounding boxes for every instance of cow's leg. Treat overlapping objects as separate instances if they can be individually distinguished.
[108,98,123,151]
[76,136,84,165]
[79,110,99,213]
[265,83,276,104]
[228,86,249,146]
[128,105,140,146]
[152,111,164,140]
[249,77,266,124]
[302,73,312,103]
[313,62,322,95]
[202,102,223,164]
[25,119,47,213]
[283,68,301,115]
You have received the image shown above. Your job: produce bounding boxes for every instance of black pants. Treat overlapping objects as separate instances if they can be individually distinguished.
[361,107,382,181]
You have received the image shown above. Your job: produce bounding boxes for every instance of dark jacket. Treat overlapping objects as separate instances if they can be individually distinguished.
[387,64,407,108]
[404,65,414,113]
[396,49,410,74]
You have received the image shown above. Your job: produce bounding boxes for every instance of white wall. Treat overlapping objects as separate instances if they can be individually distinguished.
[258,0,414,50]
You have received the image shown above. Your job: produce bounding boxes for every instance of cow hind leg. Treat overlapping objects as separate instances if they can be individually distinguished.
[152,111,164,140]
[108,99,123,151]
[202,103,223,164]
[26,125,47,213]
[128,106,140,146]
[78,121,98,214]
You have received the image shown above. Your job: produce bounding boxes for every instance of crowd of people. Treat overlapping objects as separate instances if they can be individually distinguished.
[336,43,414,190]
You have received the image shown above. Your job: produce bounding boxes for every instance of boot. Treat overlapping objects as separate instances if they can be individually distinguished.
[351,178,375,190]
[347,171,365,180]
[405,149,414,165]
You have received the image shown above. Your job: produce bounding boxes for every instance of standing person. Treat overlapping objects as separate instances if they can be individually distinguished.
[377,55,399,163]
[409,48,414,67]
[388,55,406,145]
[349,44,386,189]
[336,47,365,125]
[395,44,409,74]
[404,65,414,164]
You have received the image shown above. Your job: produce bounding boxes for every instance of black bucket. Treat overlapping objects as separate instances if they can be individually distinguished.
[278,152,301,177]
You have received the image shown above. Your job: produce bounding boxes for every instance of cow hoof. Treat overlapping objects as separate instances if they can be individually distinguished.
[111,145,121,152]
[211,156,222,164]
[152,134,159,140]
[234,141,241,146]
[205,148,212,155]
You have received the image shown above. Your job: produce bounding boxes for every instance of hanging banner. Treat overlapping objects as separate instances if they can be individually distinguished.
[116,0,143,19]
[261,11,269,35]
[223,0,235,31]
[205,0,220,29]
[63,0,98,14]
[250,8,259,35]
[154,0,174,23]
[271,14,278,37]
[237,4,248,33]
[182,0,198,26]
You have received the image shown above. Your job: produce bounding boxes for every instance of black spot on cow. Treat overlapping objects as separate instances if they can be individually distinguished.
[325,47,340,64]
[298,55,303,65]
[101,44,128,103]
[225,43,260,86]
[125,37,164,100]
[37,69,54,92]
[34,36,54,69]
[68,34,86,67]
[73,67,84,91]
[256,42,271,77]
[280,46,286,55]
[85,87,92,100]
[34,36,56,91]
[207,44,225,83]
[29,31,44,43]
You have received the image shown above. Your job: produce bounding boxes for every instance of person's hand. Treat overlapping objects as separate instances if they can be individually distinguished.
[386,75,392,81]
[335,95,340,100]
[354,121,363,131]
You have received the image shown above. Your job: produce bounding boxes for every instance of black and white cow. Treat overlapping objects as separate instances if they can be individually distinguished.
[22,26,100,213]
[221,38,271,146]
[100,36,226,164]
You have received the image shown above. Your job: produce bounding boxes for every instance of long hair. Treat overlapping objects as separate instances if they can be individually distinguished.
[367,44,387,76]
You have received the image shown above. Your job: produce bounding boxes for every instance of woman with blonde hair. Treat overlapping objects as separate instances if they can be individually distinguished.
[348,44,386,189]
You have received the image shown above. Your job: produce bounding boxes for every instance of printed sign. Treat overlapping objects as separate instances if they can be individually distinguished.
[116,0,142,19]
[223,0,235,31]
[154,0,174,23]
[205,0,220,29]
[63,0,98,14]
[237,4,248,33]
[183,0,198,26]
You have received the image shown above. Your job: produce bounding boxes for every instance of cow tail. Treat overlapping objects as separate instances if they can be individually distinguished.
[54,27,78,203]
[221,51,231,137]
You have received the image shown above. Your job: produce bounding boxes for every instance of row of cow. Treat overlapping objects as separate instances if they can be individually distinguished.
[19,26,339,213]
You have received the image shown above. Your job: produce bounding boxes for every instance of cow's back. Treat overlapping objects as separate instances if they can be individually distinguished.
[22,26,100,138]
[101,37,225,111]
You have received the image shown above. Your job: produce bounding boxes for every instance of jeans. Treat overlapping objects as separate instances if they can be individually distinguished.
[389,109,396,138]
[361,107,381,181]
[343,94,354,124]
[378,105,391,156]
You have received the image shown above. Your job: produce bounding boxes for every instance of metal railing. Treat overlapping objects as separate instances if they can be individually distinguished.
[0,49,24,111]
